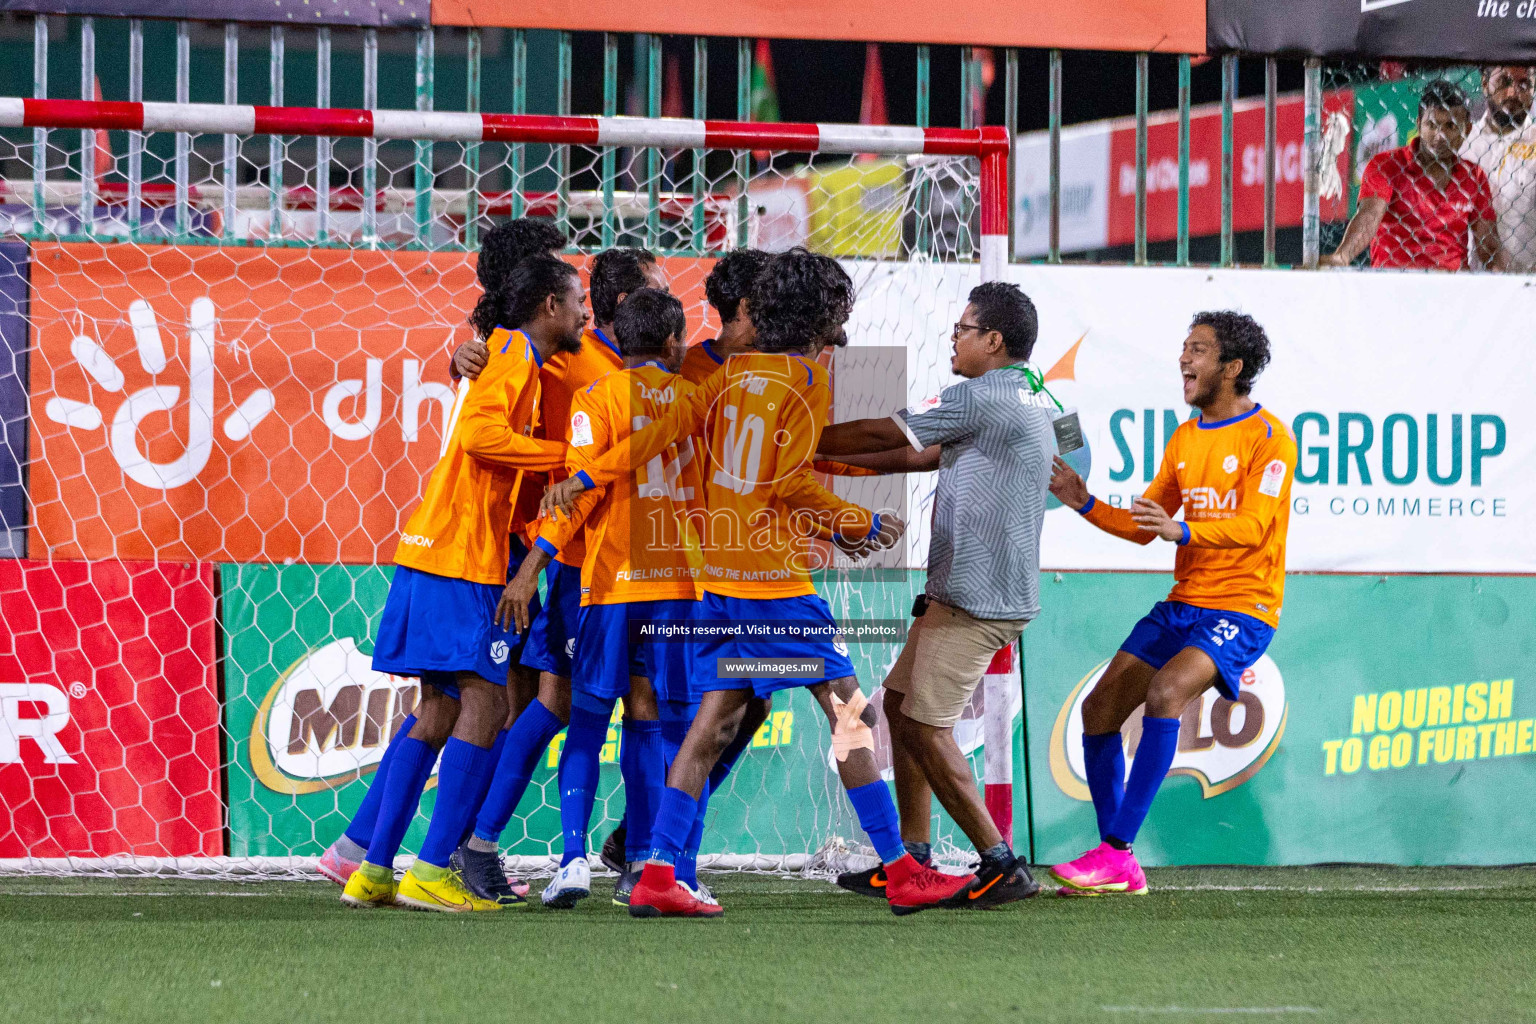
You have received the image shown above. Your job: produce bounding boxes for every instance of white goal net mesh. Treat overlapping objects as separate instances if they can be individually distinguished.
[0,114,1007,877]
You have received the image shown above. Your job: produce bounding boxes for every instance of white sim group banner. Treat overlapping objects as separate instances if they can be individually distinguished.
[843,262,1536,574]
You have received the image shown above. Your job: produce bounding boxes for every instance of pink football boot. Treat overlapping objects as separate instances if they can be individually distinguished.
[1049,841,1148,895]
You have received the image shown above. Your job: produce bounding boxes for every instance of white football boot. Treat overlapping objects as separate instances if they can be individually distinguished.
[540,857,592,909]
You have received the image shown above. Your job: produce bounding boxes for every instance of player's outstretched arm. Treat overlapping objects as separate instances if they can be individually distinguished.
[448,336,489,381]
[817,416,912,457]
[497,545,551,633]
[536,387,611,547]
[813,445,942,476]
[458,357,567,470]
[1052,455,1179,546]
[541,376,717,516]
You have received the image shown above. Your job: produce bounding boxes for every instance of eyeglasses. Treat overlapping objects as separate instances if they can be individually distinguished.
[952,321,989,339]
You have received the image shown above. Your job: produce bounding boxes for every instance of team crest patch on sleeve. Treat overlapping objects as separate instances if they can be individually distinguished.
[1258,458,1287,497]
[570,410,594,447]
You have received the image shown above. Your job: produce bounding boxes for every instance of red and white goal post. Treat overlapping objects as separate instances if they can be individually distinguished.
[0,98,1016,876]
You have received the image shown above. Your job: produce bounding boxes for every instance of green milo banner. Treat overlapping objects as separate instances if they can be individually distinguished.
[220,564,1012,860]
[1023,572,1536,866]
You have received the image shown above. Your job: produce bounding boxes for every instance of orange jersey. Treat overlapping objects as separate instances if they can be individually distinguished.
[395,328,567,585]
[679,339,728,384]
[537,325,625,566]
[538,363,704,605]
[685,341,874,489]
[1082,404,1295,627]
[575,352,875,600]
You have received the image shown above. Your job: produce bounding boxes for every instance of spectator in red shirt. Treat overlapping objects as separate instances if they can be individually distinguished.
[1324,80,1508,271]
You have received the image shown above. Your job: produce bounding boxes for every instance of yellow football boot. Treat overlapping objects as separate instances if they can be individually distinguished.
[340,864,398,909]
[396,864,504,913]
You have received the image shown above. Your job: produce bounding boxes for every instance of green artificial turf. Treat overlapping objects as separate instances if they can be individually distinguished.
[2,867,1533,1023]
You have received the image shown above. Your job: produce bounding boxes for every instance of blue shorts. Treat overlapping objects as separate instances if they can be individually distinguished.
[1119,601,1275,701]
[372,565,517,697]
[572,599,697,705]
[691,591,857,699]
[520,559,582,677]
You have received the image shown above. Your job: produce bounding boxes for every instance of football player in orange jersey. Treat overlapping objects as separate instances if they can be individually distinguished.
[678,246,771,383]
[341,255,587,912]
[319,219,566,898]
[500,288,704,908]
[1047,311,1295,897]
[456,249,671,901]
[545,249,979,918]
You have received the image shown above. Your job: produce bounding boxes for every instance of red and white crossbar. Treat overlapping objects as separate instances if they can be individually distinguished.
[0,97,1007,157]
[0,97,1010,277]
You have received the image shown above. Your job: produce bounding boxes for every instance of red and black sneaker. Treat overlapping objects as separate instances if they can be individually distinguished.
[949,857,1041,910]
[835,865,890,899]
[884,855,976,917]
[627,864,724,919]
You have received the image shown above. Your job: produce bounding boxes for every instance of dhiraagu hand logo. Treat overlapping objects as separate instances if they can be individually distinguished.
[1049,655,1288,800]
[44,297,275,489]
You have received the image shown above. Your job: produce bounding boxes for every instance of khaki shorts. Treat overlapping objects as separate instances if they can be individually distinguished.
[883,599,1027,728]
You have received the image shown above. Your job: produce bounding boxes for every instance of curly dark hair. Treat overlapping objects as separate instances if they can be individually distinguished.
[613,288,687,356]
[967,281,1038,360]
[748,247,855,353]
[467,253,577,340]
[704,248,771,324]
[1190,310,1271,396]
[590,247,658,324]
[475,218,567,293]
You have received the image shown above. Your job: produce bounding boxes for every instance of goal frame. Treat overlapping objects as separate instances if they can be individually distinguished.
[0,98,1009,272]
[0,97,1013,876]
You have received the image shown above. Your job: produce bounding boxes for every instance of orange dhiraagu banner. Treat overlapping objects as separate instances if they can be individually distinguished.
[430,0,1205,53]
[28,242,713,565]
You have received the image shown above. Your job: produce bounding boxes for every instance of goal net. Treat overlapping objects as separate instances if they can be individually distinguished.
[0,99,1012,876]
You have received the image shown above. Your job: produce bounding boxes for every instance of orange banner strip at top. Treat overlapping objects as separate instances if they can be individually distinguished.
[429,0,1206,54]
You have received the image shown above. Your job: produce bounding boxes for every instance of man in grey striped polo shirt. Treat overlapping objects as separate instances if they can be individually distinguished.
[818,281,1054,910]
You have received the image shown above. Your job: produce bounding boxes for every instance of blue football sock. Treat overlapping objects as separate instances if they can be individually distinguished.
[659,715,689,767]
[676,778,710,888]
[363,732,436,869]
[473,698,564,844]
[1106,716,1181,847]
[707,718,754,793]
[647,787,698,865]
[846,780,906,865]
[417,737,494,868]
[615,716,638,849]
[344,714,417,848]
[558,705,611,866]
[620,719,665,865]
[1082,731,1127,841]
[456,727,506,848]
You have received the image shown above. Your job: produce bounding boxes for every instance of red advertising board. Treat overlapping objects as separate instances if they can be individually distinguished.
[27,243,712,564]
[0,560,221,858]
[1106,91,1354,247]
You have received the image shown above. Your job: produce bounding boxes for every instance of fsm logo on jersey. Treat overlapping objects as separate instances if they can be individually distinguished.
[1048,655,1288,800]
